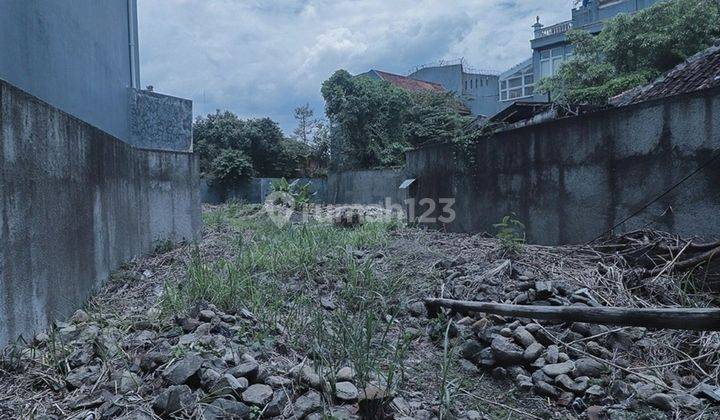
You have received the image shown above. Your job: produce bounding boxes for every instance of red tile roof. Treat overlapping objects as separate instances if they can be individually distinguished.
[372,70,447,94]
[611,44,720,106]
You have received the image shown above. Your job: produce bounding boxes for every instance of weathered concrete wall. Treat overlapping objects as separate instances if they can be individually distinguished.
[201,178,327,204]
[129,89,193,152]
[0,0,139,142]
[407,87,720,245]
[327,168,407,206]
[0,80,201,345]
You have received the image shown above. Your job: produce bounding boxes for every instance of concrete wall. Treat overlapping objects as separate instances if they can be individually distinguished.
[129,89,193,152]
[407,86,720,245]
[0,80,201,345]
[327,168,407,206]
[0,0,139,142]
[201,178,328,205]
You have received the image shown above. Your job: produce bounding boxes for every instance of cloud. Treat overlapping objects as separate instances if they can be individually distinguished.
[138,0,574,133]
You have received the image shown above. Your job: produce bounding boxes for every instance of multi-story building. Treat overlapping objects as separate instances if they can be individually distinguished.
[511,0,662,105]
[406,0,662,118]
[408,60,500,117]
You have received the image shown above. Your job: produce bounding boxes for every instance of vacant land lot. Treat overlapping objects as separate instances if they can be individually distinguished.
[1,204,718,419]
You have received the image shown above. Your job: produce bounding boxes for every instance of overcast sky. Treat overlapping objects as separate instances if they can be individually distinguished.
[138,0,574,133]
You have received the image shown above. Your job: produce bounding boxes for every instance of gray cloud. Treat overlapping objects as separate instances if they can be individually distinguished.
[138,0,574,132]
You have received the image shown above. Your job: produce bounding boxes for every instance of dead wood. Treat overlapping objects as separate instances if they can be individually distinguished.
[423,298,720,331]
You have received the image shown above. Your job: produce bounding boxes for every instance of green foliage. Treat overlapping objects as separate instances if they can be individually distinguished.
[270,177,314,209]
[208,149,254,186]
[321,70,472,169]
[494,213,526,255]
[193,110,316,180]
[538,0,720,105]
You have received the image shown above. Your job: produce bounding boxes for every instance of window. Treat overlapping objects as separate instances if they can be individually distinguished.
[540,47,568,79]
[499,65,534,102]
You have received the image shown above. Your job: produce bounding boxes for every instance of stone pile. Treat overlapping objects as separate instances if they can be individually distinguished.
[23,305,394,419]
[449,275,715,417]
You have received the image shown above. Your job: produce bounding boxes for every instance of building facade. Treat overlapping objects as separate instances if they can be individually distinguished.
[0,0,191,151]
[519,0,662,104]
[409,61,500,117]
[406,0,663,118]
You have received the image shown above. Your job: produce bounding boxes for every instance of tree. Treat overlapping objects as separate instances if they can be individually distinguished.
[321,70,471,169]
[293,104,317,144]
[208,149,254,186]
[538,0,720,105]
[193,111,316,181]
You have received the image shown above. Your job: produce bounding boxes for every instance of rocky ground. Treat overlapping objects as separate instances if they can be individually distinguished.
[0,204,718,419]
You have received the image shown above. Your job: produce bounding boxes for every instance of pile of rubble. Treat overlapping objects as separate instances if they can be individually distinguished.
[6,303,401,419]
[429,257,720,418]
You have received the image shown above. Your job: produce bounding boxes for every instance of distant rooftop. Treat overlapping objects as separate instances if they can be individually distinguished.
[409,58,500,76]
[368,70,447,94]
[611,43,720,106]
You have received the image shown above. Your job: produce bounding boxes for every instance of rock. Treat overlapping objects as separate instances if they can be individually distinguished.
[512,326,536,348]
[532,369,553,385]
[294,390,323,418]
[573,358,606,378]
[265,375,292,388]
[558,352,570,362]
[242,383,273,406]
[530,357,546,369]
[264,390,289,417]
[477,347,496,367]
[491,367,507,379]
[633,382,659,400]
[320,296,336,310]
[229,361,260,382]
[202,398,251,420]
[163,353,203,385]
[336,366,355,382]
[584,405,607,420]
[65,365,101,389]
[71,309,90,324]
[523,342,544,362]
[198,309,216,322]
[69,391,108,410]
[112,370,142,394]
[542,361,575,377]
[211,373,248,398]
[201,368,223,391]
[609,380,632,401]
[647,393,676,411]
[516,374,534,391]
[491,337,524,365]
[460,340,484,364]
[558,391,575,406]
[180,317,201,333]
[291,362,323,389]
[585,385,606,399]
[140,350,171,372]
[675,393,703,411]
[545,345,559,364]
[67,345,94,368]
[335,381,359,402]
[153,385,195,416]
[586,341,613,359]
[555,374,587,394]
[535,381,561,398]
[408,301,427,317]
[535,281,553,299]
[696,384,720,403]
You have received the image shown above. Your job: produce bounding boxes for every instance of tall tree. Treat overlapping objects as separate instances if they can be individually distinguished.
[293,104,316,144]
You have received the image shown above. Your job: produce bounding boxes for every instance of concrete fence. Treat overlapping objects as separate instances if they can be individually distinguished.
[406,86,720,245]
[201,168,409,207]
[0,80,201,345]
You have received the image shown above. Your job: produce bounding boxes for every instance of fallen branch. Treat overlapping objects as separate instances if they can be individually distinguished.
[423,298,720,331]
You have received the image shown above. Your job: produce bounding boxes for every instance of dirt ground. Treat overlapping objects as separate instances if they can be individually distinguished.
[0,204,718,419]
